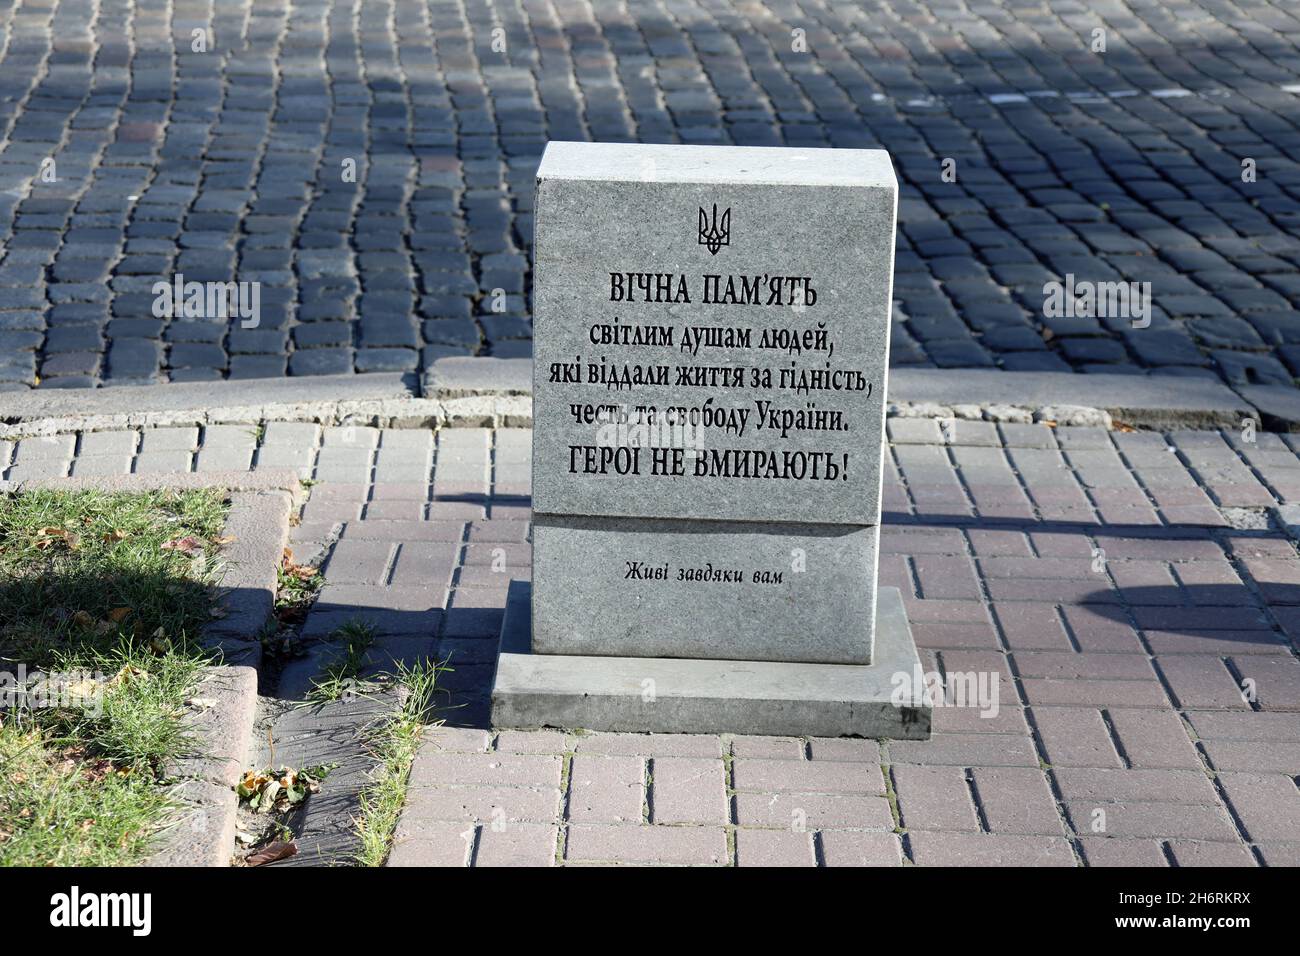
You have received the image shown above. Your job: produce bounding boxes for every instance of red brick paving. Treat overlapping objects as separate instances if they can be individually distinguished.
[14,420,1300,865]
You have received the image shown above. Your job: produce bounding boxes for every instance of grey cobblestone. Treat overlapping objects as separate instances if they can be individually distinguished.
[0,1,1296,387]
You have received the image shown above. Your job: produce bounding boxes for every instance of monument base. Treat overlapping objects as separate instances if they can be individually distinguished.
[489,582,932,739]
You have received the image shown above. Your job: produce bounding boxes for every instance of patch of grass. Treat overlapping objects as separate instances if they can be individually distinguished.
[273,548,322,627]
[305,620,377,705]
[46,645,208,774]
[0,488,228,865]
[0,724,175,866]
[259,549,324,673]
[353,659,447,867]
[0,487,227,664]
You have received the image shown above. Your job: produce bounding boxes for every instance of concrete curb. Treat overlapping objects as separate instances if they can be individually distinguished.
[203,489,297,668]
[1236,385,1300,432]
[4,361,1294,433]
[0,396,532,440]
[0,468,306,496]
[887,368,1258,429]
[425,357,531,398]
[148,666,258,868]
[1,373,415,422]
[148,486,294,866]
[421,359,1285,430]
[0,372,531,439]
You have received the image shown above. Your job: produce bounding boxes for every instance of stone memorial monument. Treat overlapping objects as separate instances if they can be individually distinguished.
[490,141,931,738]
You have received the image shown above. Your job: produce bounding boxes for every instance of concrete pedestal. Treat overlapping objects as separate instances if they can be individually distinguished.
[489,582,932,739]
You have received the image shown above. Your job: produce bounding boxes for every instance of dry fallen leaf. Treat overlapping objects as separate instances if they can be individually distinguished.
[280,548,319,582]
[35,527,74,550]
[107,665,148,688]
[107,607,132,623]
[65,678,100,700]
[239,770,272,792]
[161,536,203,554]
[246,840,298,867]
[102,529,127,543]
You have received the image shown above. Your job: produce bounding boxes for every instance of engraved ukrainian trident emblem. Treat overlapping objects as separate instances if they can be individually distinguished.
[697,204,730,255]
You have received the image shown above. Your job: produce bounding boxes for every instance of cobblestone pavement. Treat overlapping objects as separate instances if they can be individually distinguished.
[1,1,1300,389]
[5,419,1300,864]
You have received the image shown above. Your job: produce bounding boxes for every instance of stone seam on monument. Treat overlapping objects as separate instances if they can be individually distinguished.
[490,141,932,739]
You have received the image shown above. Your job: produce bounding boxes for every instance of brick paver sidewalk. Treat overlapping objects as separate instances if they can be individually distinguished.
[3,0,1300,387]
[5,417,1298,865]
